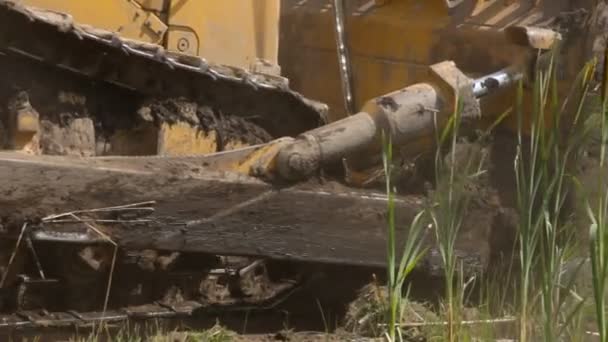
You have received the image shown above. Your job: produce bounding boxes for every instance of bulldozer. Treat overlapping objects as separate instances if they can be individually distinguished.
[0,0,603,330]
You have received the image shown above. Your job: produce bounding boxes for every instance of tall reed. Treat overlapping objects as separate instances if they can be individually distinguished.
[382,133,427,341]
[514,52,595,341]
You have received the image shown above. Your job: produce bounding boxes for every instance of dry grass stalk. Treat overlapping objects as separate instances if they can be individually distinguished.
[0,222,28,287]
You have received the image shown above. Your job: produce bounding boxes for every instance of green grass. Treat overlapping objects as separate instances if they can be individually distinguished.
[377,51,607,341]
[584,53,608,341]
[382,132,428,342]
[429,97,486,342]
[66,322,235,342]
[512,52,595,342]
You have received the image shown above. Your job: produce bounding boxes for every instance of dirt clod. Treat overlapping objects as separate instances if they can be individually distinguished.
[39,118,95,156]
[344,283,438,339]
[138,98,273,150]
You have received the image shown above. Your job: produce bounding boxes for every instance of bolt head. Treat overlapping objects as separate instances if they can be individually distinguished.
[177,38,190,52]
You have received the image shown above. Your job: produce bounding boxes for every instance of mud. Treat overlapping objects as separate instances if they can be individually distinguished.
[39,118,96,156]
[0,54,274,156]
[138,98,273,150]
[0,135,522,339]
[0,53,140,150]
[0,121,525,342]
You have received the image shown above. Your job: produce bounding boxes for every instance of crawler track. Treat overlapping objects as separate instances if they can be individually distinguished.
[0,0,326,138]
[0,281,301,330]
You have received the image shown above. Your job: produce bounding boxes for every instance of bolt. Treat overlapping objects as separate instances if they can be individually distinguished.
[177,38,190,52]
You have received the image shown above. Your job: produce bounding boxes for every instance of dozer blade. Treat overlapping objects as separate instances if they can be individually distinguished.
[0,152,488,272]
[0,0,326,137]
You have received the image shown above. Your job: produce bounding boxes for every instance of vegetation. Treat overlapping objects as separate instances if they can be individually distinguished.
[383,131,428,342]
[369,51,608,341]
[65,322,236,342]
[585,54,608,342]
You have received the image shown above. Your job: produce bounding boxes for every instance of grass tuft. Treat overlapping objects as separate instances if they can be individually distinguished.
[382,132,428,342]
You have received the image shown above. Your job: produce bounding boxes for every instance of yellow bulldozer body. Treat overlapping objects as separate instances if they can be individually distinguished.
[22,0,281,72]
[13,0,295,157]
[280,0,594,130]
[3,0,600,189]
[17,0,598,136]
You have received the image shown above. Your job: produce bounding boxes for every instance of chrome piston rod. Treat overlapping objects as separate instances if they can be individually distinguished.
[472,67,523,98]
[332,0,356,114]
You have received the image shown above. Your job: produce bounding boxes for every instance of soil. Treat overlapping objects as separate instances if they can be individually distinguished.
[138,98,273,150]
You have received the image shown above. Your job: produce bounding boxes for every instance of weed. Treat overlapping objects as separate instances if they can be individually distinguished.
[584,49,608,341]
[429,94,487,341]
[512,50,596,341]
[67,322,235,342]
[382,132,428,341]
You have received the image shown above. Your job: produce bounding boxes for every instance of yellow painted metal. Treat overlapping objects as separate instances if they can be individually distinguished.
[12,109,39,153]
[21,0,167,43]
[138,0,165,11]
[229,139,288,175]
[279,0,586,132]
[188,138,294,176]
[157,121,253,156]
[20,0,282,71]
[18,0,283,157]
[166,0,281,70]
[280,0,449,122]
[107,122,252,157]
[15,111,39,134]
[157,122,218,156]
[12,0,589,162]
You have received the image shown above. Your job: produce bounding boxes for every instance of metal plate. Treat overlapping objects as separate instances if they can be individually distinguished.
[0,314,32,329]
[159,300,204,315]
[68,310,127,324]
[123,304,174,319]
[17,310,80,327]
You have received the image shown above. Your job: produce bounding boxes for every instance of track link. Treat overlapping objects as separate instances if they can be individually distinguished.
[0,278,301,330]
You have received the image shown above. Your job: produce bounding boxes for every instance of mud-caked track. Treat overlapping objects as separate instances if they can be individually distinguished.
[0,56,311,332]
[0,0,327,330]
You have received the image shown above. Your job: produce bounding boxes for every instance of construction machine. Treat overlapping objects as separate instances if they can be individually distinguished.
[0,0,603,330]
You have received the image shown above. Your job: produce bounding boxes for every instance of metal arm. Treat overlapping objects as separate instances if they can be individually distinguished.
[333,0,356,115]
